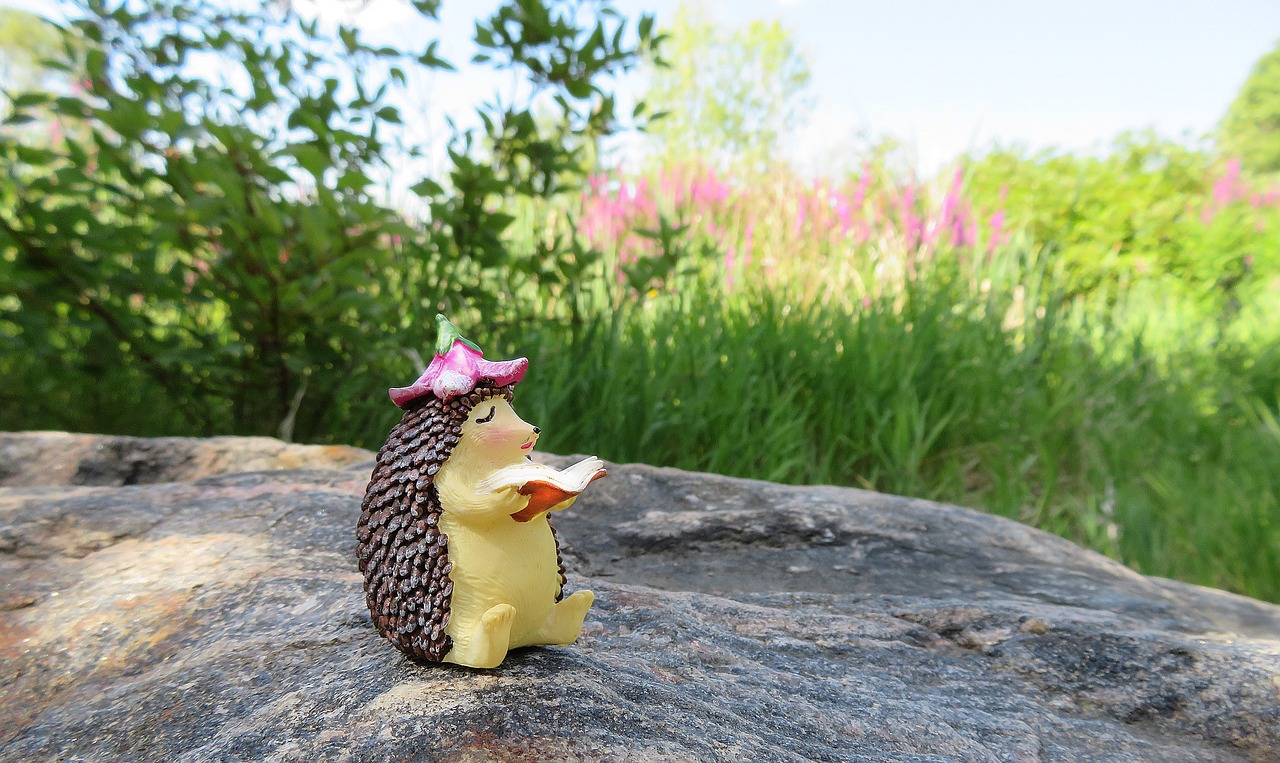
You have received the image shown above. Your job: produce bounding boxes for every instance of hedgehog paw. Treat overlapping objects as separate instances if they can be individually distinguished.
[452,603,515,669]
[536,589,595,646]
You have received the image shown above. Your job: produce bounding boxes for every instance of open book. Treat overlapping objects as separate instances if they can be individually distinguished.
[476,457,608,522]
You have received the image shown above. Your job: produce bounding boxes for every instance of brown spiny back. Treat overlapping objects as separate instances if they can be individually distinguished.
[357,381,565,662]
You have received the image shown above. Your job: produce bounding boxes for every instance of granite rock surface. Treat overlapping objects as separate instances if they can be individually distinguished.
[1,432,1277,762]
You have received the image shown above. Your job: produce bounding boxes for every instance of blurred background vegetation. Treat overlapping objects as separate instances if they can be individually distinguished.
[0,0,1277,602]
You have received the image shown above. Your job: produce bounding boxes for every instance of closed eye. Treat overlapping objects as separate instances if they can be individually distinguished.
[475,405,496,424]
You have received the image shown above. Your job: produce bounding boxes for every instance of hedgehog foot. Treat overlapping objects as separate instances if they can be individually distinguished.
[535,589,595,646]
[451,603,515,669]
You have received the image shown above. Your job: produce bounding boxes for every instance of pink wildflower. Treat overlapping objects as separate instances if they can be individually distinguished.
[988,208,1007,254]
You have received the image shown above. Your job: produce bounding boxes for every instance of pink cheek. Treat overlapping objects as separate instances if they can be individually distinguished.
[471,424,524,446]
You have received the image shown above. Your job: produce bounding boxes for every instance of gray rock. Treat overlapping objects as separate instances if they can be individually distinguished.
[0,430,372,488]
[0,432,1277,762]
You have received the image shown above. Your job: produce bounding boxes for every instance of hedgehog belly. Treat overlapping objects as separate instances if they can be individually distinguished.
[438,513,562,656]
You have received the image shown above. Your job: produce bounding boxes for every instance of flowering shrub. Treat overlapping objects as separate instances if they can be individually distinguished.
[569,139,1280,320]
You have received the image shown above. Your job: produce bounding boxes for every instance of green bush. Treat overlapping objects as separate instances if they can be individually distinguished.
[961,136,1279,317]
[0,0,658,442]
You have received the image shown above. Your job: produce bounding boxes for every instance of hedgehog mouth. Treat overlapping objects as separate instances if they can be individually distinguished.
[520,439,535,451]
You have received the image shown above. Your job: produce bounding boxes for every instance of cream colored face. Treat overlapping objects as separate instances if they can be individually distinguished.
[460,396,540,461]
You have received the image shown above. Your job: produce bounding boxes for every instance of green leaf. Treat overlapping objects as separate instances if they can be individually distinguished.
[434,313,482,355]
[565,78,592,99]
[289,144,329,179]
[409,178,444,197]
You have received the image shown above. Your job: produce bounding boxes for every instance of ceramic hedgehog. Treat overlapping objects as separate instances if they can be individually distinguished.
[357,315,606,668]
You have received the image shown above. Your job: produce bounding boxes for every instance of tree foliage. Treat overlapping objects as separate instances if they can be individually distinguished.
[1219,39,1280,175]
[644,1,811,173]
[0,8,70,93]
[0,0,658,443]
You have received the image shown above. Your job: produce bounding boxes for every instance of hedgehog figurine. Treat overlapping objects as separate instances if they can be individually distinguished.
[357,315,607,668]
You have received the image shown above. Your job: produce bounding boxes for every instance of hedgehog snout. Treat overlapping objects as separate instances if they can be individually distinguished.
[532,426,541,434]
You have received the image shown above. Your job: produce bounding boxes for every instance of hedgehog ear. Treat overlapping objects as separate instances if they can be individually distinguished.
[435,314,482,356]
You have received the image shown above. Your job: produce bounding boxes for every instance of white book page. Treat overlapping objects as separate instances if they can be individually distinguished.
[475,456,605,494]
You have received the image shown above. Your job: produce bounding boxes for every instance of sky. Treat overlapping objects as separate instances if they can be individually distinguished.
[5,0,1278,176]
[610,0,1280,173]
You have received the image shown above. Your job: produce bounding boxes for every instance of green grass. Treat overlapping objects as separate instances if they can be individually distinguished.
[484,250,1280,603]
